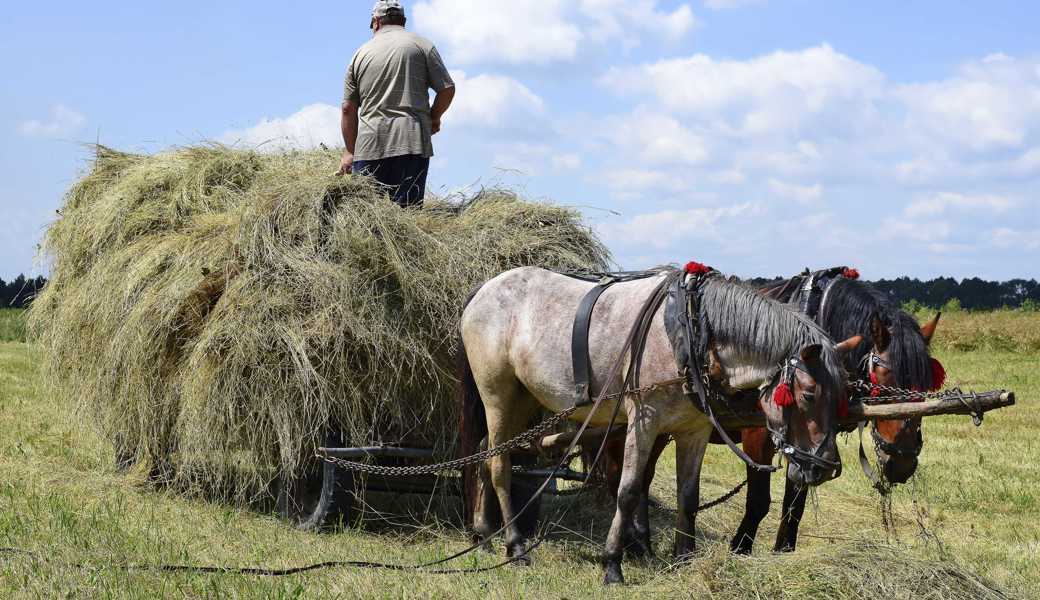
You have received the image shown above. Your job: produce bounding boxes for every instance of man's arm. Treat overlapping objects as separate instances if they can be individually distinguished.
[430,86,454,135]
[337,100,359,175]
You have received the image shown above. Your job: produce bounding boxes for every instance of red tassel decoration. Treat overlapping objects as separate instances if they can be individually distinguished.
[773,382,795,407]
[869,372,881,398]
[929,358,946,391]
[685,261,711,276]
[842,267,860,280]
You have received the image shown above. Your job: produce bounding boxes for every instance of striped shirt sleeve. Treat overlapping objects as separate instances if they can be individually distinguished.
[425,46,454,92]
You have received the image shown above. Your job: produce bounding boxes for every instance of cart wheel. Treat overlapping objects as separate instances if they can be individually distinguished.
[278,430,356,531]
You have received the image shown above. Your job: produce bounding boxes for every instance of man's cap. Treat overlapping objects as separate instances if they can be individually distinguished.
[372,0,405,18]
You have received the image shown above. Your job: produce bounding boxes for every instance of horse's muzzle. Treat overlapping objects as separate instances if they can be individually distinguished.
[881,455,918,484]
[785,443,842,487]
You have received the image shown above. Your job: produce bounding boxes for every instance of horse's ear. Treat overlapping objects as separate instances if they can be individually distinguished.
[920,312,941,346]
[800,344,823,366]
[834,335,864,357]
[870,315,892,353]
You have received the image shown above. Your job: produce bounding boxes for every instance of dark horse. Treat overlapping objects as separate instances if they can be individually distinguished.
[596,268,942,555]
[731,269,942,553]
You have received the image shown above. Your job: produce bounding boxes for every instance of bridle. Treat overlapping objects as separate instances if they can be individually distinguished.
[767,356,842,478]
[855,350,924,493]
[864,350,924,460]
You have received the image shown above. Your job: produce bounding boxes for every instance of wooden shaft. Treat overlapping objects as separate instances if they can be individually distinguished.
[538,391,1016,448]
[848,390,1015,422]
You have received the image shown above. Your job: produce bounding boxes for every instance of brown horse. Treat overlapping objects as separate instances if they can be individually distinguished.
[597,270,942,555]
[458,266,860,584]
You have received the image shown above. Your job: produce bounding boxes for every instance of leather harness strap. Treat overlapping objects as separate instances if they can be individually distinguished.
[565,268,673,407]
[571,281,613,406]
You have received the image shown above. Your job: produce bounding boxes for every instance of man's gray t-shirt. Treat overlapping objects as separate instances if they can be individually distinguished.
[343,26,454,161]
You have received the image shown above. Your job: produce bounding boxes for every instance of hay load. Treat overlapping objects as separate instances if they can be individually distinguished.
[29,146,610,501]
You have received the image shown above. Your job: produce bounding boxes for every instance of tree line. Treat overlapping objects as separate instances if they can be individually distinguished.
[3,273,1039,311]
[745,275,1040,311]
[0,275,48,309]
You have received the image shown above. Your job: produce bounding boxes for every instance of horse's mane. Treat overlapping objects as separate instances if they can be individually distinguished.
[818,278,932,390]
[701,277,847,398]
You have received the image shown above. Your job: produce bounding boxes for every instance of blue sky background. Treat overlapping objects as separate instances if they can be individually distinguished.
[2,0,1038,282]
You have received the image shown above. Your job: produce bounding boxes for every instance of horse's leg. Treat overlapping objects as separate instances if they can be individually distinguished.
[470,462,501,550]
[629,435,669,559]
[603,407,658,585]
[484,393,539,562]
[673,430,711,559]
[730,428,776,554]
[773,476,808,552]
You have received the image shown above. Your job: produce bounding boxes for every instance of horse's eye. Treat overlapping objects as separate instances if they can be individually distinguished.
[800,392,816,403]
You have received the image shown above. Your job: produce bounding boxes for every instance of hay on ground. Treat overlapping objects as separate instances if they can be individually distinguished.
[29,145,610,502]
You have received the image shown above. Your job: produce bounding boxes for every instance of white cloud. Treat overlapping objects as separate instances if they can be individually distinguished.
[896,54,1040,153]
[445,71,544,128]
[413,0,583,65]
[219,103,341,150]
[768,178,824,204]
[580,0,696,44]
[604,110,709,166]
[903,192,1016,218]
[18,105,86,138]
[601,44,885,136]
[599,203,760,248]
[413,0,694,65]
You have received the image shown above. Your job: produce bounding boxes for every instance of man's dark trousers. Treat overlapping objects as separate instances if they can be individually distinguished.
[353,154,430,208]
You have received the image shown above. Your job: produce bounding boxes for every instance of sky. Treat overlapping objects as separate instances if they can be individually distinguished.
[2,0,1038,282]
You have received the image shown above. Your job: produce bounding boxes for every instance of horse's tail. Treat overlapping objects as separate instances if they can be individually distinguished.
[457,336,486,527]
[457,285,488,529]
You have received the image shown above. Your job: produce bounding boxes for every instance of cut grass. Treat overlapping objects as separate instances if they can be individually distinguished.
[1,310,1035,598]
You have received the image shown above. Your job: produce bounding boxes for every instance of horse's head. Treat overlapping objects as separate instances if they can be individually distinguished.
[759,335,862,487]
[867,312,941,484]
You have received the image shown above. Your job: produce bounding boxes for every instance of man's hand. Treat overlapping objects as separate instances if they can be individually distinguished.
[430,86,454,137]
[336,151,354,176]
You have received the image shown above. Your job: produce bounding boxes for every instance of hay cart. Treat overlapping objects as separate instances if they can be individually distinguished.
[277,388,1016,530]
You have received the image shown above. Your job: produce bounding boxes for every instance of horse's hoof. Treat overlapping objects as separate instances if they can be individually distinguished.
[603,563,625,585]
[506,544,532,565]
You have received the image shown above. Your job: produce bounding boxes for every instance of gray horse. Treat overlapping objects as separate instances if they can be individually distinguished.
[458,267,860,584]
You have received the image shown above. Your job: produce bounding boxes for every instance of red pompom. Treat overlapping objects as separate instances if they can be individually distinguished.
[929,358,946,391]
[773,382,795,407]
[685,261,711,276]
[842,268,860,280]
[869,372,881,398]
[838,396,849,419]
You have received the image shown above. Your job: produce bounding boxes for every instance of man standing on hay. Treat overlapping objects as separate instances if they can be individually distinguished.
[336,0,455,208]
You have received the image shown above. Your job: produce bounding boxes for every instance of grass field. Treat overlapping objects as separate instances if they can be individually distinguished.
[0,309,25,343]
[0,312,1037,598]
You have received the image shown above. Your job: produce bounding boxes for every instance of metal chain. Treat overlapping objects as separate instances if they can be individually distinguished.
[849,381,987,425]
[317,377,688,478]
[316,405,581,476]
